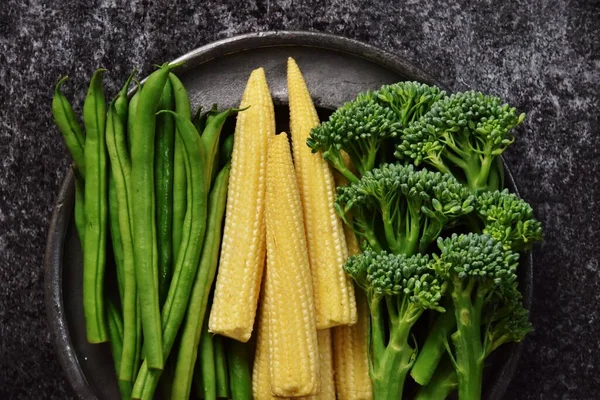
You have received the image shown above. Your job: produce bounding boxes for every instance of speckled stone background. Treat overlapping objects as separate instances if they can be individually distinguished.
[0,0,598,399]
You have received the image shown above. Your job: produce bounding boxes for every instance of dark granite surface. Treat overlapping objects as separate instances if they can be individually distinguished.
[0,0,598,399]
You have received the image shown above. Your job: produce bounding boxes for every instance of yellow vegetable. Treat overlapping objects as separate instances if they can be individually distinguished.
[332,227,373,400]
[287,57,357,329]
[252,274,276,400]
[265,132,319,397]
[209,67,275,342]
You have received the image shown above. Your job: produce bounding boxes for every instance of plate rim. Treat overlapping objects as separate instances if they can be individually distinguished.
[44,30,533,400]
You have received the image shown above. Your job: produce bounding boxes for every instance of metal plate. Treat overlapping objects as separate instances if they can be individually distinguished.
[44,31,533,400]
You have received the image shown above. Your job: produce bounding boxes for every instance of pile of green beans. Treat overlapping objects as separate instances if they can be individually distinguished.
[52,64,252,400]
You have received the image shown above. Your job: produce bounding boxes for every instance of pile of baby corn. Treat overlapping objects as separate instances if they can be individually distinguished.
[209,58,372,400]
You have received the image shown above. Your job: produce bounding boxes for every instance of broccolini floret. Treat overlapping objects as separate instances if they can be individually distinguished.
[475,189,543,251]
[396,91,525,192]
[307,91,401,183]
[335,163,474,255]
[415,281,532,400]
[307,82,444,183]
[433,233,520,400]
[411,188,541,386]
[376,81,446,125]
[344,249,445,400]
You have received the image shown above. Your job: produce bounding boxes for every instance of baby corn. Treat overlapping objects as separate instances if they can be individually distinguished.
[209,67,275,342]
[265,133,320,397]
[287,57,357,329]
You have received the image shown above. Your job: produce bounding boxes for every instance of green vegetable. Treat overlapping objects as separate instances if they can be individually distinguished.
[198,316,217,400]
[227,339,252,400]
[416,283,532,399]
[214,334,229,399]
[414,358,457,400]
[130,63,177,370]
[127,88,140,155]
[169,73,191,264]
[52,76,86,177]
[396,91,525,192]
[132,108,207,400]
[108,174,125,301]
[411,188,542,386]
[114,70,136,124]
[344,249,445,399]
[155,78,176,304]
[307,81,444,183]
[73,177,86,247]
[432,233,520,400]
[106,300,133,400]
[82,68,108,344]
[106,95,139,382]
[307,91,401,183]
[171,163,231,400]
[475,189,543,251]
[376,81,446,126]
[201,107,237,189]
[335,163,474,255]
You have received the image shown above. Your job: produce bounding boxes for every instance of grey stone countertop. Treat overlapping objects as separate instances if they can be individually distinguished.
[0,0,598,399]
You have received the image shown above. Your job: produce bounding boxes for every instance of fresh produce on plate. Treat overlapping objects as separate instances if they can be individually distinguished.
[52,54,541,400]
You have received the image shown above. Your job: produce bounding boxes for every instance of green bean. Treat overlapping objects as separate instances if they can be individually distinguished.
[193,356,205,399]
[134,296,143,379]
[155,79,175,304]
[199,316,217,400]
[132,109,207,400]
[107,96,139,382]
[108,173,125,302]
[192,106,206,133]
[130,63,178,370]
[115,70,136,124]
[82,68,108,344]
[128,85,143,378]
[201,108,236,189]
[220,134,234,164]
[106,299,133,400]
[53,77,87,251]
[214,334,229,399]
[169,73,191,263]
[227,339,252,400]
[74,177,86,248]
[170,163,231,400]
[52,76,86,176]
[127,88,140,156]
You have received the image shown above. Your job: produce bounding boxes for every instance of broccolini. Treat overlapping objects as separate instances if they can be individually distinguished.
[344,249,445,400]
[396,91,525,192]
[307,82,445,183]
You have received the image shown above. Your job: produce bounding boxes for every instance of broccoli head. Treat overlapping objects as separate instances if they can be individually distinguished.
[307,82,445,183]
[475,189,543,251]
[307,91,402,183]
[336,163,474,255]
[434,233,520,400]
[376,81,446,125]
[396,91,525,192]
[344,249,445,400]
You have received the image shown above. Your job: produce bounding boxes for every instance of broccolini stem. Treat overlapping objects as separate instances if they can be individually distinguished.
[371,311,415,400]
[361,226,383,253]
[410,301,456,385]
[404,206,421,256]
[470,152,494,192]
[414,357,458,400]
[429,155,454,176]
[442,147,469,171]
[381,205,401,254]
[324,151,360,183]
[369,297,386,359]
[452,289,485,400]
